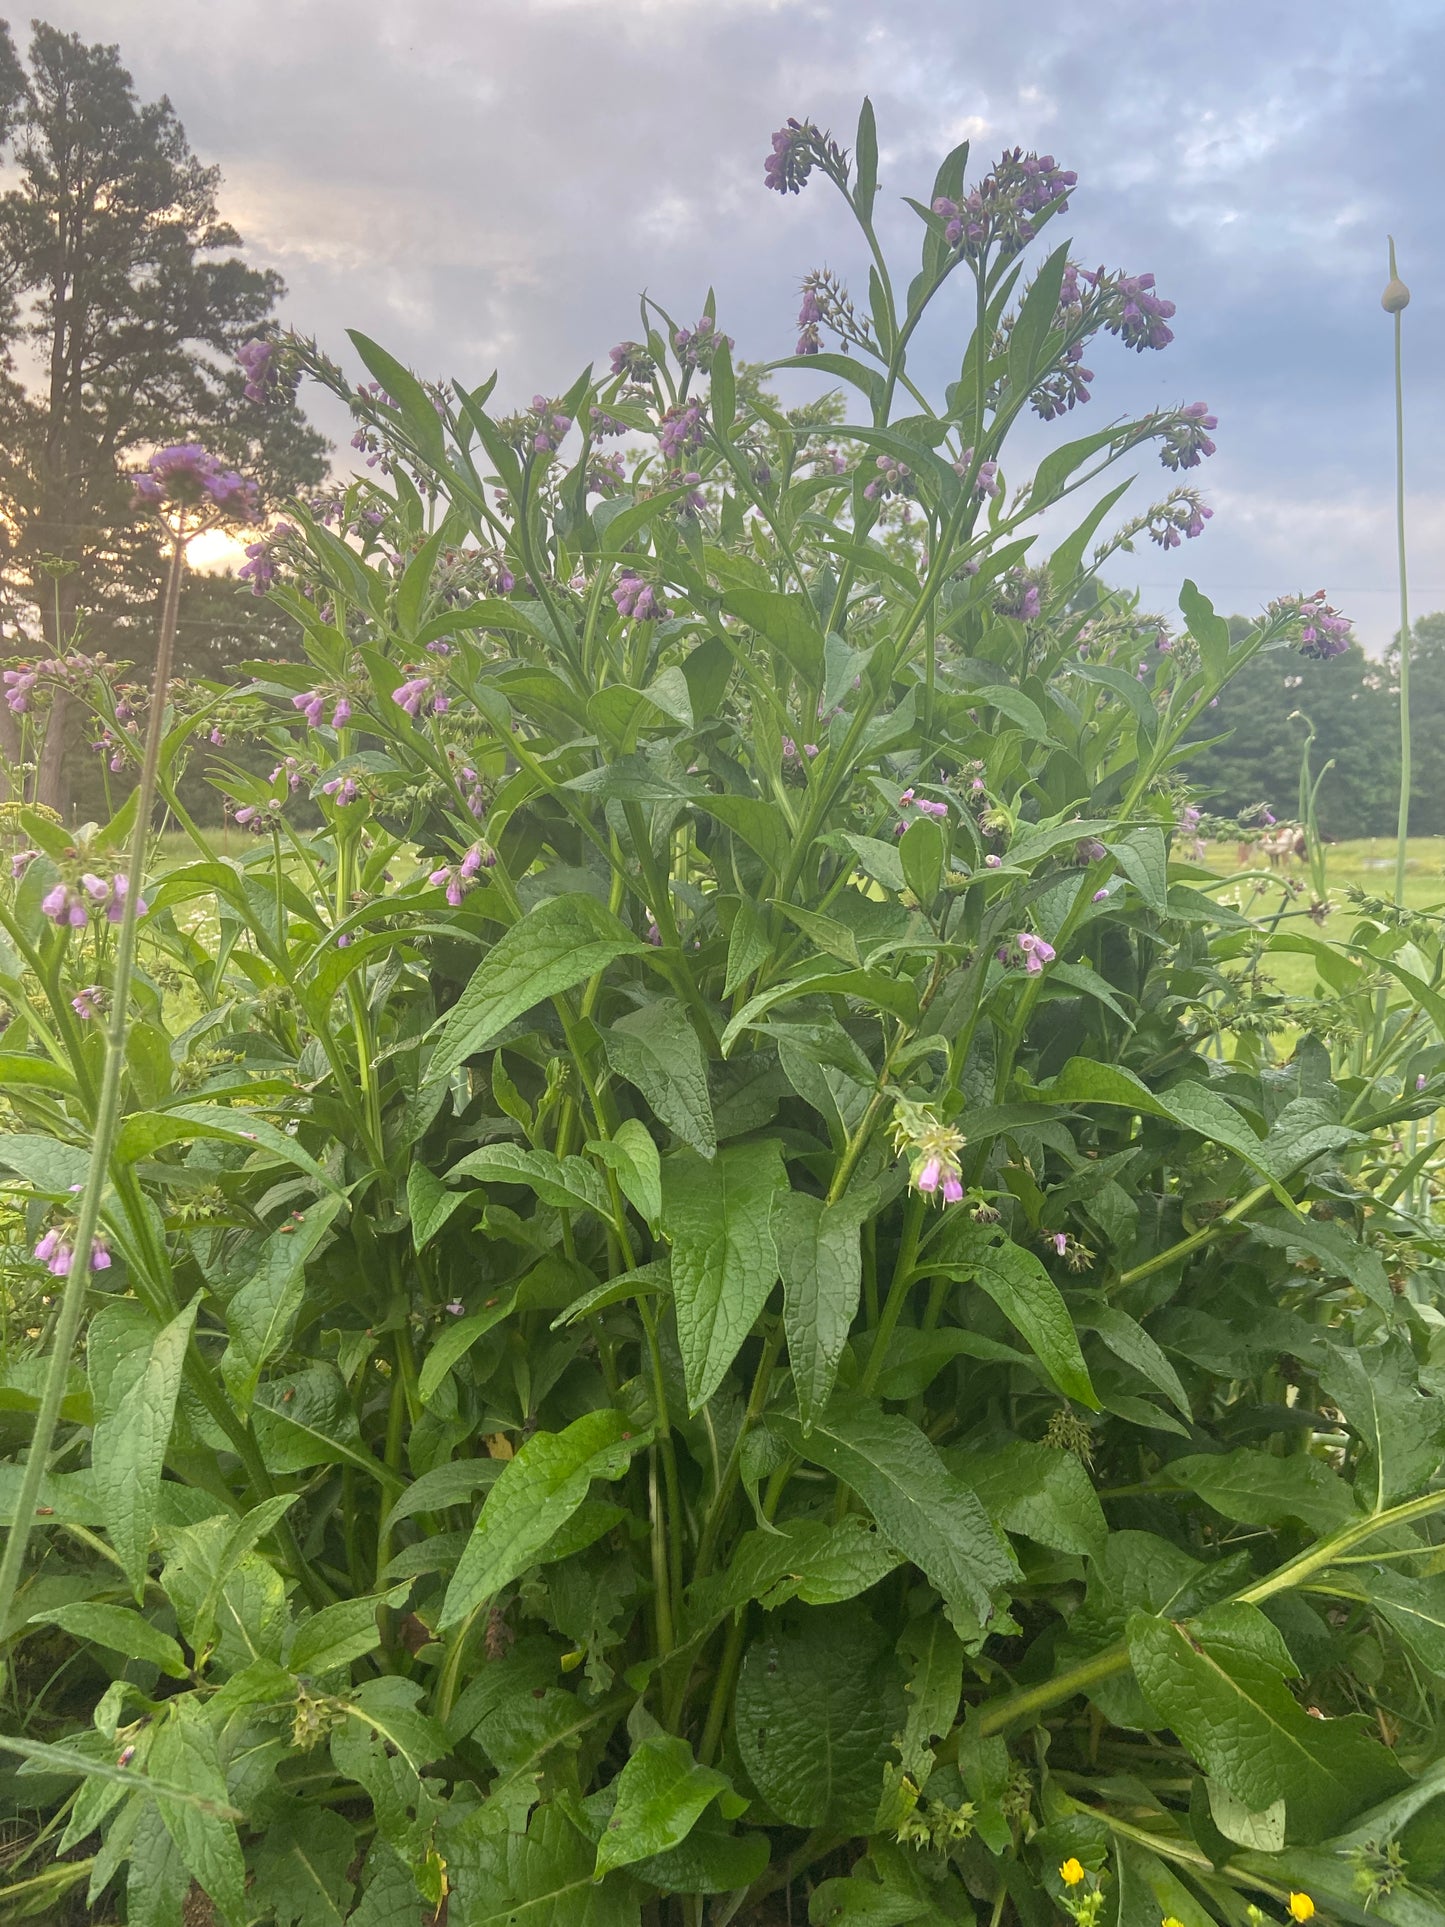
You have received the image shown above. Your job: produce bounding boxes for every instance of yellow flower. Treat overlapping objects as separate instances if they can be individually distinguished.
[1060,1859,1086,1888]
[1288,1897,1316,1924]
[1162,1916,1187,1927]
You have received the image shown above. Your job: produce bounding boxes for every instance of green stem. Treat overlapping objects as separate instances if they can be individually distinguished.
[0,524,188,1645]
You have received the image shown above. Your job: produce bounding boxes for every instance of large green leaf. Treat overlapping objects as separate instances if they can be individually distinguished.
[774,1188,867,1429]
[439,1410,644,1629]
[149,1698,248,1925]
[1127,1602,1405,1840]
[963,1441,1107,1560]
[287,1585,409,1677]
[249,1807,356,1927]
[593,1736,729,1878]
[91,1300,199,1597]
[1333,1567,1445,1678]
[602,999,716,1157]
[734,1612,904,1832]
[662,1141,785,1412]
[1318,1338,1445,1510]
[452,1801,641,1926]
[776,1400,1017,1642]
[1030,1058,1277,1184]
[1158,1450,1354,1534]
[925,1221,1098,1409]
[221,1197,343,1410]
[429,895,645,1081]
[27,1602,188,1678]
[447,1143,611,1218]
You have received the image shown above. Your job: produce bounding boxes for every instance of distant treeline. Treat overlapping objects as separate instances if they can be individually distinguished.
[1185,611,1445,838]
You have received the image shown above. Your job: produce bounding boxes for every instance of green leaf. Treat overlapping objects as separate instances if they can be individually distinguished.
[1127,1602,1405,1840]
[840,832,907,893]
[439,1409,644,1629]
[249,1807,356,1927]
[429,895,645,1081]
[1248,1216,1392,1313]
[91,1300,199,1597]
[722,585,825,682]
[926,1221,1098,1409]
[221,1198,344,1411]
[288,1585,409,1677]
[148,1698,248,1925]
[626,1810,769,1896]
[1158,1450,1354,1534]
[1031,1058,1279,1188]
[593,1735,729,1878]
[774,1188,867,1430]
[771,899,862,968]
[1105,827,1168,915]
[601,1000,715,1157]
[775,1400,1017,1643]
[1318,1338,1445,1510]
[965,1441,1107,1560]
[587,1121,662,1228]
[113,1104,339,1193]
[896,1616,965,1788]
[693,792,793,878]
[1352,1568,1445,1677]
[447,1144,611,1218]
[735,1612,905,1832]
[455,1802,640,1926]
[709,335,736,433]
[662,1141,785,1413]
[683,1516,901,1639]
[417,1289,520,1406]
[348,329,446,464]
[27,1603,188,1678]
[899,816,945,906]
[1179,578,1232,683]
[407,1163,468,1251]
[853,96,879,222]
[1080,1304,1190,1418]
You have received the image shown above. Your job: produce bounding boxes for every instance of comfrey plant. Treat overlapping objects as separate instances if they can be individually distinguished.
[1,102,1444,1927]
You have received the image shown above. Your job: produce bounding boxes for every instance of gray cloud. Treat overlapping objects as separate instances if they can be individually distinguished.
[47,0,1445,645]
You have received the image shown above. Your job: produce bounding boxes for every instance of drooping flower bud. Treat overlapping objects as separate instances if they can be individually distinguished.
[1381,237,1410,314]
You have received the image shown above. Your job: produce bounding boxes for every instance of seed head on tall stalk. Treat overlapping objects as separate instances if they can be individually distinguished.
[0,449,258,1653]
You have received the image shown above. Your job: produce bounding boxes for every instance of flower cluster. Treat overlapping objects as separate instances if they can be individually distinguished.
[997,930,1056,975]
[796,285,823,355]
[613,572,668,622]
[393,673,448,717]
[237,336,278,403]
[658,402,705,460]
[891,1098,967,1206]
[320,775,359,807]
[429,844,493,907]
[763,118,847,194]
[794,268,874,356]
[589,407,629,438]
[528,396,573,455]
[239,521,295,595]
[131,444,259,522]
[33,1223,110,1276]
[41,873,146,929]
[862,453,914,502]
[293,687,353,730]
[995,568,1043,621]
[953,448,1000,497]
[1032,340,1094,420]
[673,316,732,371]
[1041,1228,1093,1270]
[1146,487,1213,547]
[932,148,1077,260]
[1157,402,1218,471]
[1268,590,1353,660]
[895,787,948,834]
[3,652,102,715]
[233,800,284,833]
[609,341,656,383]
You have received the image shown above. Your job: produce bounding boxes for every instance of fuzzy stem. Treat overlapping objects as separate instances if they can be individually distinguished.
[1390,236,1412,907]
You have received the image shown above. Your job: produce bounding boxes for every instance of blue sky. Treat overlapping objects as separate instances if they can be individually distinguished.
[66,0,1445,649]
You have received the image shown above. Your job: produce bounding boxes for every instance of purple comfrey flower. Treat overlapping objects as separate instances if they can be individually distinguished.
[1179,804,1201,833]
[71,985,104,1020]
[269,757,302,793]
[891,1098,968,1208]
[796,285,824,355]
[4,668,38,713]
[673,316,733,371]
[765,118,821,193]
[985,853,1002,869]
[954,449,1000,497]
[322,776,359,807]
[41,882,89,928]
[1290,590,1353,660]
[237,336,278,403]
[1158,402,1218,472]
[11,849,37,880]
[1049,1232,1068,1256]
[658,402,705,460]
[590,406,628,438]
[293,690,326,729]
[98,874,145,923]
[932,148,1077,260]
[645,920,662,946]
[863,453,913,503]
[446,1299,466,1316]
[996,570,1043,622]
[1077,838,1107,863]
[613,572,668,622]
[131,444,260,522]
[1092,888,1109,902]
[610,340,656,382]
[588,451,626,497]
[1093,270,1176,353]
[393,675,434,717]
[1017,931,1056,975]
[530,396,572,455]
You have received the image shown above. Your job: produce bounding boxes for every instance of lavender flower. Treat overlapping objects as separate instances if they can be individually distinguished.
[673,317,732,371]
[931,148,1077,260]
[131,444,259,522]
[1158,402,1218,472]
[322,776,359,807]
[237,337,278,403]
[71,985,104,1020]
[954,449,1000,497]
[891,1098,968,1207]
[658,402,705,461]
[765,118,821,194]
[609,341,656,382]
[530,396,572,455]
[1017,932,1056,975]
[11,849,38,880]
[393,675,437,717]
[40,883,89,928]
[446,1299,466,1316]
[796,285,824,355]
[862,454,913,502]
[613,572,668,621]
[4,668,37,713]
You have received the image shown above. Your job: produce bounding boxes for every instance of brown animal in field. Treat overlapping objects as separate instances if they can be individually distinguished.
[1260,824,1307,868]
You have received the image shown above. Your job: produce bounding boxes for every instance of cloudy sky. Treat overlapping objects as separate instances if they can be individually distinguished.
[50,0,1445,648]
